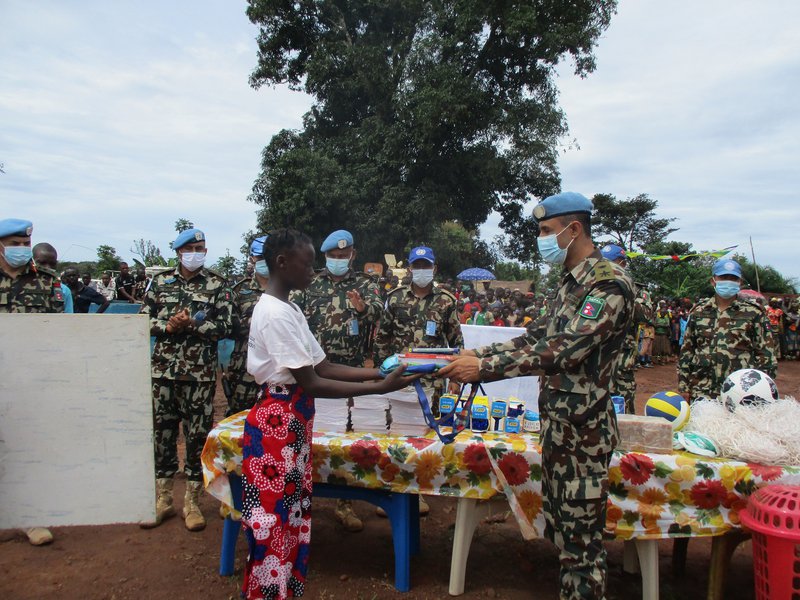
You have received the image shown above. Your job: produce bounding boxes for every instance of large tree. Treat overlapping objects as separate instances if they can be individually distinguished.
[591,193,677,252]
[247,0,617,261]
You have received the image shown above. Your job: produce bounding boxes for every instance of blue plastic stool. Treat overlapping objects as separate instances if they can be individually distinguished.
[219,474,420,592]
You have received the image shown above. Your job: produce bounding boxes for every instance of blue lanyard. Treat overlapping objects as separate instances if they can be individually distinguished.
[412,380,483,444]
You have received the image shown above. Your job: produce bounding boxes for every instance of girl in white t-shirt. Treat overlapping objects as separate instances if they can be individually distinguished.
[241,228,415,600]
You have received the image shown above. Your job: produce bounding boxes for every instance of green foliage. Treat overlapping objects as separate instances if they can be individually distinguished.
[591,193,677,251]
[628,241,714,300]
[96,245,122,274]
[174,218,194,234]
[494,261,537,281]
[131,238,167,266]
[246,0,617,262]
[212,251,240,281]
[423,221,496,279]
[57,260,97,277]
[733,254,797,294]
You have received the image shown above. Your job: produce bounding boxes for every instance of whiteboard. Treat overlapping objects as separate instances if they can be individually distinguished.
[460,324,540,410]
[0,314,155,528]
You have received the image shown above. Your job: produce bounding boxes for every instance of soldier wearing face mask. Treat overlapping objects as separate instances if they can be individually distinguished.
[678,258,775,402]
[373,245,463,404]
[290,229,383,532]
[140,227,233,532]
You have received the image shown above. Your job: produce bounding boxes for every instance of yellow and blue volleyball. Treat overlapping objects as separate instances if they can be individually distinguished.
[645,391,690,430]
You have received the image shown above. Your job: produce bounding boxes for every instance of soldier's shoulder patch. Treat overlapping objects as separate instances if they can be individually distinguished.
[579,295,606,320]
[593,260,617,282]
[53,285,64,302]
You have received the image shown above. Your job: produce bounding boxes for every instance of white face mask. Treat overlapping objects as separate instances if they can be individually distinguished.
[180,252,206,272]
[412,268,434,287]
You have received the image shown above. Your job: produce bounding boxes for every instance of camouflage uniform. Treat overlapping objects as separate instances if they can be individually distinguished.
[0,263,64,313]
[613,286,651,413]
[226,275,264,415]
[142,266,233,481]
[678,296,776,400]
[293,269,383,367]
[473,252,633,600]
[373,283,463,408]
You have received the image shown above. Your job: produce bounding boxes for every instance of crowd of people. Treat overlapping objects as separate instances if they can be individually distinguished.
[2,201,797,600]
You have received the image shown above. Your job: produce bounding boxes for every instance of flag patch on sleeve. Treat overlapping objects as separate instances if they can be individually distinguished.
[580,295,606,320]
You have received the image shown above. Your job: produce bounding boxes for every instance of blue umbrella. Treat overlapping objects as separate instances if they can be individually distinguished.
[457,267,495,281]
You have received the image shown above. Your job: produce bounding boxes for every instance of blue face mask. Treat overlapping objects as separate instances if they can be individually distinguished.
[715,280,740,299]
[3,244,33,268]
[536,224,574,265]
[254,259,269,277]
[326,257,351,276]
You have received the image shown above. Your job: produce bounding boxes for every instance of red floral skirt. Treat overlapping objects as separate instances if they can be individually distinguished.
[241,383,315,600]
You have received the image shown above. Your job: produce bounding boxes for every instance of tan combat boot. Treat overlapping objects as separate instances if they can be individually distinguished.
[183,480,206,531]
[334,499,363,532]
[140,478,176,529]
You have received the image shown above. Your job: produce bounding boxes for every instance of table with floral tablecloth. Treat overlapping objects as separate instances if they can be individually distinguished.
[202,412,800,541]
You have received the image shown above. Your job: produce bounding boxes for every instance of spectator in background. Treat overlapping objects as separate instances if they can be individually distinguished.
[32,242,73,313]
[133,267,149,301]
[652,300,672,365]
[116,262,136,302]
[766,298,785,360]
[82,272,94,288]
[63,267,109,313]
[95,271,116,301]
[785,299,799,360]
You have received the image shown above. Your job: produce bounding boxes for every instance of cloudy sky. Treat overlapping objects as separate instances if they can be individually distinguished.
[2,1,798,283]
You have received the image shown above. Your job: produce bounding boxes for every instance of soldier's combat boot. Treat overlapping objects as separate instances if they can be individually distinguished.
[334,499,363,532]
[140,478,176,529]
[183,480,206,532]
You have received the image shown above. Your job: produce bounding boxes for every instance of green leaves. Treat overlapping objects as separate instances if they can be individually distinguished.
[246,1,618,262]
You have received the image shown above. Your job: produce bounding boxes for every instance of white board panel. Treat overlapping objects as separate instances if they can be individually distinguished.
[0,314,155,528]
[461,325,540,410]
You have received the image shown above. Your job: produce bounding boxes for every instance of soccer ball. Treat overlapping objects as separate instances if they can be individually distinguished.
[721,369,778,412]
[645,391,690,431]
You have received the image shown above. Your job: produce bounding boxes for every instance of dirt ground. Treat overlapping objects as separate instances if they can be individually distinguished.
[2,361,799,600]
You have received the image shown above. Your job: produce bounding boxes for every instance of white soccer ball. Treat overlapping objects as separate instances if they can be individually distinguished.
[721,369,778,412]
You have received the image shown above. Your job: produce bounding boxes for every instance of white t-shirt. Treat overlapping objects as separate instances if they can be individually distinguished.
[247,293,326,385]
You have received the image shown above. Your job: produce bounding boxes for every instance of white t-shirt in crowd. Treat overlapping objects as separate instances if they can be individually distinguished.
[247,293,326,385]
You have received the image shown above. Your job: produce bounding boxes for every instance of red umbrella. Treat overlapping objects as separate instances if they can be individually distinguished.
[738,289,765,301]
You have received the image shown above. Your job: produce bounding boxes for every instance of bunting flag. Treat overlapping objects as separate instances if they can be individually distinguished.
[625,245,737,262]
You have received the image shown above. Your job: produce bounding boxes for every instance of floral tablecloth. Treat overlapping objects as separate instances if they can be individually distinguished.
[202,413,800,541]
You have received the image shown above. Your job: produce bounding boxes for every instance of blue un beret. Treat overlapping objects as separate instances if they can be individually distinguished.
[320,230,353,253]
[0,218,33,239]
[532,192,593,222]
[250,235,268,257]
[600,244,626,261]
[173,228,205,250]
[712,258,742,278]
[408,246,435,264]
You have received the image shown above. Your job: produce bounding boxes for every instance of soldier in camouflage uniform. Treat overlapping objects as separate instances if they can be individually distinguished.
[440,193,634,600]
[678,258,775,401]
[140,228,233,532]
[374,245,462,517]
[292,229,383,531]
[600,244,651,413]
[373,245,463,400]
[0,219,64,547]
[0,218,64,315]
[225,235,270,416]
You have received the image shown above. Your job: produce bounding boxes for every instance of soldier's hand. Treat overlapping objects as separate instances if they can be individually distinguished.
[346,290,366,313]
[436,355,481,383]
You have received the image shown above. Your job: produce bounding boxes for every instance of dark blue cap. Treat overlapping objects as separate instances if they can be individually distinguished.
[173,228,205,250]
[321,230,353,252]
[532,192,593,222]
[408,246,435,264]
[0,218,33,238]
[712,258,742,278]
[250,235,268,257]
[600,244,626,261]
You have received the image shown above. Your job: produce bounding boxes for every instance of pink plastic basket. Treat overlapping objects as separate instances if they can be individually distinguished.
[740,485,800,600]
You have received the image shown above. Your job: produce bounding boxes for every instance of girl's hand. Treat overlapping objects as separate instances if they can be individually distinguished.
[379,364,422,392]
